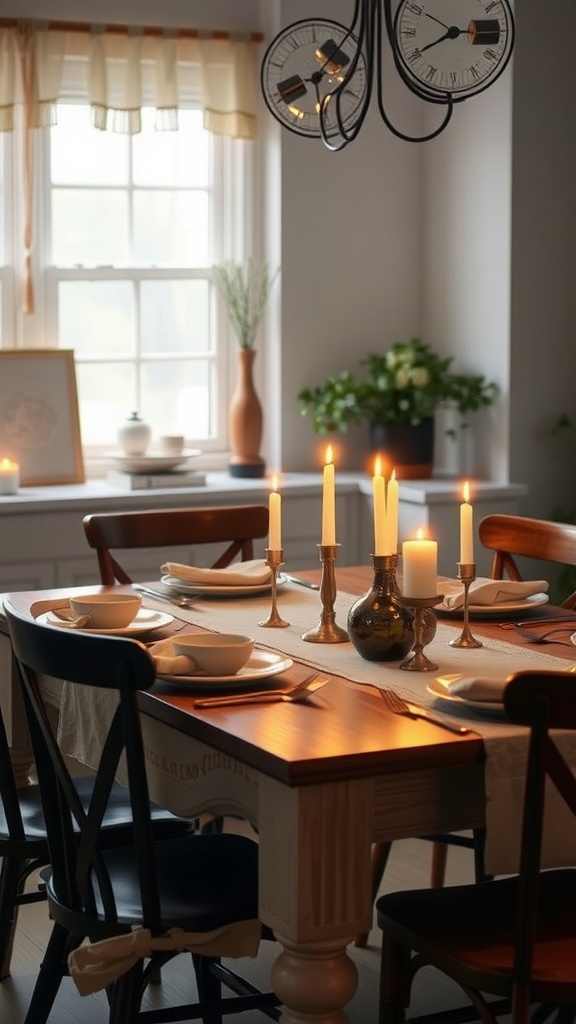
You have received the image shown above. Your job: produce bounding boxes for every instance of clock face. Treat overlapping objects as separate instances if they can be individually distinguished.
[261,19,368,139]
[394,0,514,99]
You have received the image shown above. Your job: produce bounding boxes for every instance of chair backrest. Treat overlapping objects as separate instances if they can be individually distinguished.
[5,600,163,928]
[83,504,270,584]
[504,670,576,994]
[0,683,34,847]
[478,514,576,607]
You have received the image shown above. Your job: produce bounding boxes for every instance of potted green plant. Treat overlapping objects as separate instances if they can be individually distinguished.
[213,258,280,477]
[297,338,497,478]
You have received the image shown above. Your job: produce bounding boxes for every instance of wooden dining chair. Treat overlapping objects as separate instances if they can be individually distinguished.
[0,657,191,982]
[377,668,576,1024]
[5,599,281,1024]
[479,513,576,607]
[83,504,270,585]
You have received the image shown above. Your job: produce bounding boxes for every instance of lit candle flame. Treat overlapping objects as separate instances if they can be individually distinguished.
[374,454,382,476]
[416,527,426,540]
[325,444,333,465]
[463,480,470,503]
[391,467,396,482]
[271,472,279,492]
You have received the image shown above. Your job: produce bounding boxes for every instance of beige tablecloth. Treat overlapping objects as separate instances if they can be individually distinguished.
[57,583,576,876]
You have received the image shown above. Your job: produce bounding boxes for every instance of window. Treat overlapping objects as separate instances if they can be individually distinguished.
[10,102,254,459]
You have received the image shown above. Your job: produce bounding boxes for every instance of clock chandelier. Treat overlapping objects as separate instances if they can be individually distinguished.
[260,0,515,151]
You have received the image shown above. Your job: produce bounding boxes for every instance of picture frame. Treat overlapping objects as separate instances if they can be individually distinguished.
[0,350,85,485]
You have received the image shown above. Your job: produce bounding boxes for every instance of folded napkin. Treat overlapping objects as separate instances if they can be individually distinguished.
[149,637,201,676]
[160,558,272,587]
[440,577,548,610]
[447,676,507,703]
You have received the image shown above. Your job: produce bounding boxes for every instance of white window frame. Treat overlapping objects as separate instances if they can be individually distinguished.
[2,100,261,472]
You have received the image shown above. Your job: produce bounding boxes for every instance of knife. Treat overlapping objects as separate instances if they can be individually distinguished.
[282,574,320,590]
[403,703,470,735]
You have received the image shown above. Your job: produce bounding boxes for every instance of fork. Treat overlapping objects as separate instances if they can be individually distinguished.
[511,624,576,646]
[132,584,198,609]
[193,673,329,709]
[377,687,470,735]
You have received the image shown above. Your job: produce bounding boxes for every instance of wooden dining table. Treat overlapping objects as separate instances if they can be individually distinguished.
[2,566,576,1024]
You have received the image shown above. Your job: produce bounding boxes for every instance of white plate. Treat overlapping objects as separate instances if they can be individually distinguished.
[107,449,202,473]
[38,607,174,636]
[427,675,504,714]
[158,650,294,690]
[160,574,287,597]
[436,592,549,619]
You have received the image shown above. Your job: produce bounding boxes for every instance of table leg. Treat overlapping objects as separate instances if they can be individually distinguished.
[272,934,358,1024]
[258,775,374,1023]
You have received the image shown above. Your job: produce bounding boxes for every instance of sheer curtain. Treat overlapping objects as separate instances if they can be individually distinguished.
[0,19,259,311]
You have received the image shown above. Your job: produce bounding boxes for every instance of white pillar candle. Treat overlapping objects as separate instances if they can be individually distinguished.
[0,458,19,495]
[385,469,399,555]
[460,480,474,563]
[269,474,282,550]
[402,529,438,598]
[373,455,387,555]
[321,445,336,545]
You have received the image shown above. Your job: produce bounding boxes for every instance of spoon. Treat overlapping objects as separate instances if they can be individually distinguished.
[193,673,329,709]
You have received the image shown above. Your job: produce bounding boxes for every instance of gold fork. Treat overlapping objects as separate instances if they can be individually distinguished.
[376,685,470,735]
[193,673,329,709]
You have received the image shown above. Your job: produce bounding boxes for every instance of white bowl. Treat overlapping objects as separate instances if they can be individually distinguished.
[70,593,142,629]
[173,633,254,676]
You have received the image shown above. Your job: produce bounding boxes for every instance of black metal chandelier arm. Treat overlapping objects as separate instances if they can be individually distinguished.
[374,0,455,144]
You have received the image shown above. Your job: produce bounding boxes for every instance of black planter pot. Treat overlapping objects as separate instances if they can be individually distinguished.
[368,417,434,479]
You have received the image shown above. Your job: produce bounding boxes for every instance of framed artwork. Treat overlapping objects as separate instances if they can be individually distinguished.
[0,350,84,485]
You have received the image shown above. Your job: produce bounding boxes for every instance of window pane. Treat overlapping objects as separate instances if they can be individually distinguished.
[133,109,210,187]
[133,190,208,265]
[53,190,128,265]
[140,281,211,354]
[52,105,128,184]
[59,282,134,356]
[141,359,214,439]
[75,361,135,446]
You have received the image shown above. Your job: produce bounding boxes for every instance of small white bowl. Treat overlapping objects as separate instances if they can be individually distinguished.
[173,633,254,676]
[70,593,142,629]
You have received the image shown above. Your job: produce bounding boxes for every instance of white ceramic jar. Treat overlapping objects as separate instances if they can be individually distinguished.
[117,412,152,456]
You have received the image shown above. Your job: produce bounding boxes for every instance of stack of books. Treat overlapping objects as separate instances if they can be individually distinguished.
[106,468,206,491]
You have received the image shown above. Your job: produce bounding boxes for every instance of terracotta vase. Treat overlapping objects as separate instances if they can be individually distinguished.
[228,348,265,478]
[368,417,435,480]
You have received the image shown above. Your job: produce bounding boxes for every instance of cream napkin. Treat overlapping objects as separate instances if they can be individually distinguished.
[447,676,508,702]
[440,577,548,610]
[149,637,200,676]
[161,558,271,587]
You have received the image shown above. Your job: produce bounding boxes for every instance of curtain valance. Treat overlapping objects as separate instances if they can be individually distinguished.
[0,20,260,139]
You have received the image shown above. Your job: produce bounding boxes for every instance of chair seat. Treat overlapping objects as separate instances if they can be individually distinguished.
[377,868,576,1000]
[46,832,260,936]
[1,777,190,844]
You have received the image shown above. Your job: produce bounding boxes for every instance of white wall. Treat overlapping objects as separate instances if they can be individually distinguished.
[5,0,576,525]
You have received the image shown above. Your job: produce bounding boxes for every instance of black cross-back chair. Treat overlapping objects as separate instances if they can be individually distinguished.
[5,599,280,1024]
[0,655,191,983]
[377,669,576,1024]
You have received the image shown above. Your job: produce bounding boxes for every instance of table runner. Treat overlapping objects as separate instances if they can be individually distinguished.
[58,583,576,876]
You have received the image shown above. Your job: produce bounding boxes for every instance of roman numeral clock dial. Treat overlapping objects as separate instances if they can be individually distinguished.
[260,18,368,138]
[394,0,514,99]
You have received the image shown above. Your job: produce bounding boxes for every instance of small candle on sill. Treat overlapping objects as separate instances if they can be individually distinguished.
[402,528,438,598]
[269,473,282,551]
[321,445,336,546]
[460,480,474,563]
[0,458,19,495]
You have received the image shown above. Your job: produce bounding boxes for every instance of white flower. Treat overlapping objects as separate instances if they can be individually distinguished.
[410,366,430,387]
[394,367,411,389]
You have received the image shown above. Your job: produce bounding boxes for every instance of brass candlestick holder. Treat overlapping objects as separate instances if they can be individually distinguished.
[395,594,444,671]
[302,543,349,643]
[259,548,290,628]
[449,562,483,649]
